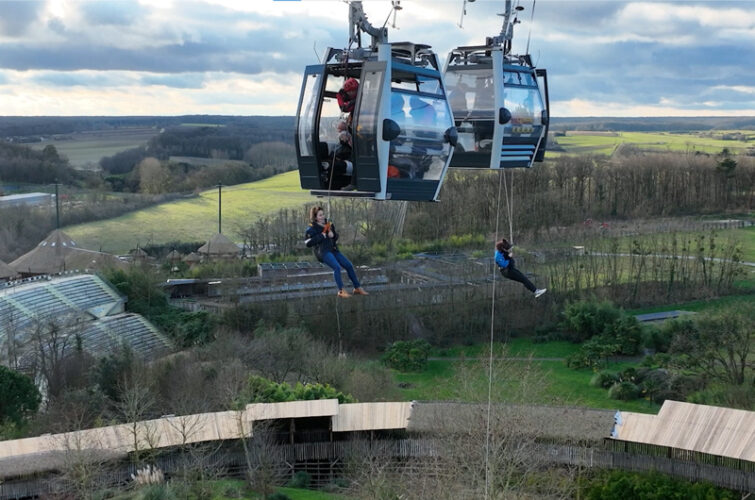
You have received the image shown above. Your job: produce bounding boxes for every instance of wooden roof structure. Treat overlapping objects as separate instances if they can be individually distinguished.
[9,230,125,276]
[0,399,401,477]
[612,400,755,462]
[0,259,17,280]
[197,233,240,257]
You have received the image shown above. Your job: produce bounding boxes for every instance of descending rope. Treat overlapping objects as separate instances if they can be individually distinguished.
[501,169,515,242]
[484,168,506,499]
[525,0,537,55]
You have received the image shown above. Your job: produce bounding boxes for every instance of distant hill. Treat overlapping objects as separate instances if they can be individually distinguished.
[0,115,295,141]
[550,116,755,132]
[2,115,753,140]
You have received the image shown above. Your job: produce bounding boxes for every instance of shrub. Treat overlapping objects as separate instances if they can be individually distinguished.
[381,339,432,372]
[638,369,672,403]
[267,493,292,500]
[560,300,622,342]
[589,371,618,389]
[239,375,355,405]
[287,471,312,489]
[582,469,737,499]
[0,366,41,426]
[608,381,640,401]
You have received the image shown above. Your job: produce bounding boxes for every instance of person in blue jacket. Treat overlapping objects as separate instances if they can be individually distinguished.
[305,206,368,298]
[495,239,546,298]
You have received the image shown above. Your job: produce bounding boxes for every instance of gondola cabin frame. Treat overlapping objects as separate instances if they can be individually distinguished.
[295,42,458,202]
[444,44,549,170]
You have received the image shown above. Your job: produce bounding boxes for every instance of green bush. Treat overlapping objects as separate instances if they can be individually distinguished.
[0,366,41,426]
[287,471,312,489]
[381,339,432,372]
[239,375,355,406]
[267,493,292,500]
[608,381,640,401]
[589,371,618,389]
[582,469,737,499]
[138,484,176,500]
[561,300,622,342]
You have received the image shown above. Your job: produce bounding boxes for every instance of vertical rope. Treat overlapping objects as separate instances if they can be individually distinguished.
[485,168,506,499]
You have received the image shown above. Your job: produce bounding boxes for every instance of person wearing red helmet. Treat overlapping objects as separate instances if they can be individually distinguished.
[337,78,359,116]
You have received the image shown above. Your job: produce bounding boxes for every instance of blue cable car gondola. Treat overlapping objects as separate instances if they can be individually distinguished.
[444,0,549,169]
[295,2,458,201]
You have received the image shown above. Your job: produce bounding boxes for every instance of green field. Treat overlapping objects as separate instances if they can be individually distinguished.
[31,128,158,168]
[65,170,311,253]
[394,338,660,413]
[552,130,752,156]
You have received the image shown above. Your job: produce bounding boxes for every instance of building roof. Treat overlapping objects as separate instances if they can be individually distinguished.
[197,233,240,256]
[0,274,170,366]
[612,400,755,462]
[9,230,125,275]
[0,259,17,280]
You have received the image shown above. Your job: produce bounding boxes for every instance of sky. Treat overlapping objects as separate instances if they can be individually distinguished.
[0,0,753,117]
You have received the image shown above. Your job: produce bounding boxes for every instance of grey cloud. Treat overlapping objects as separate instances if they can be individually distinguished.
[31,72,125,87]
[47,17,66,35]
[0,0,42,36]
[80,1,143,26]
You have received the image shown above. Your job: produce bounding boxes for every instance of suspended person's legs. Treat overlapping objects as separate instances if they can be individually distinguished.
[322,252,349,298]
[501,266,536,293]
[334,251,368,295]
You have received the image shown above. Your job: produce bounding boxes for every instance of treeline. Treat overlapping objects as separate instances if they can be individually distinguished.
[550,116,755,132]
[0,115,295,140]
[0,142,76,184]
[0,193,185,261]
[236,151,755,255]
[101,141,296,193]
[404,152,755,241]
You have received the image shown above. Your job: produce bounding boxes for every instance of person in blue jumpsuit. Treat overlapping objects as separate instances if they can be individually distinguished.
[495,239,546,298]
[305,206,368,298]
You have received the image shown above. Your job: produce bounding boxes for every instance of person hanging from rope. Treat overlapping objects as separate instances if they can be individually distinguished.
[495,238,546,298]
[305,206,368,298]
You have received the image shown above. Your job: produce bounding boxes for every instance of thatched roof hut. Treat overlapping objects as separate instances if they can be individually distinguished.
[197,233,240,258]
[183,252,202,264]
[10,230,125,277]
[0,259,17,281]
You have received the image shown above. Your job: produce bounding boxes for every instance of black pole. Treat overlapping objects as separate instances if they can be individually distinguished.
[54,182,60,229]
[217,183,222,234]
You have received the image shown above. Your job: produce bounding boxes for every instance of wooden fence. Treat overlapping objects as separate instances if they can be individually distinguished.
[1,438,752,498]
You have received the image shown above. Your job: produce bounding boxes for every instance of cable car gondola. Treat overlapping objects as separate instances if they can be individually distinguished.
[444,0,549,169]
[295,1,458,201]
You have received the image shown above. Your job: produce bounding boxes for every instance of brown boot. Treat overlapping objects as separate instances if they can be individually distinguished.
[337,289,351,298]
[353,287,369,296]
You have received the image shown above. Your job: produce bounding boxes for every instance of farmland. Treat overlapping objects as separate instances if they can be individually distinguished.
[64,170,311,253]
[29,127,158,168]
[552,130,753,156]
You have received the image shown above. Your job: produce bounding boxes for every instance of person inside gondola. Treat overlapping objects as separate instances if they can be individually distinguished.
[495,238,546,298]
[305,206,368,298]
[335,120,356,191]
[337,78,359,126]
[320,120,354,190]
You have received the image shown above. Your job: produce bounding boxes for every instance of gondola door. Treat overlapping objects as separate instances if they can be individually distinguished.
[352,61,387,196]
[295,65,326,189]
[491,54,547,168]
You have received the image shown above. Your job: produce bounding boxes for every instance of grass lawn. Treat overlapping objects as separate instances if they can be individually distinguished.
[31,128,157,168]
[114,480,352,499]
[554,131,752,156]
[64,170,313,254]
[395,338,660,414]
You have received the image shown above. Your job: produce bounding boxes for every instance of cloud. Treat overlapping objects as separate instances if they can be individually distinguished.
[140,73,206,89]
[0,1,42,36]
[80,1,144,26]
[0,0,752,116]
